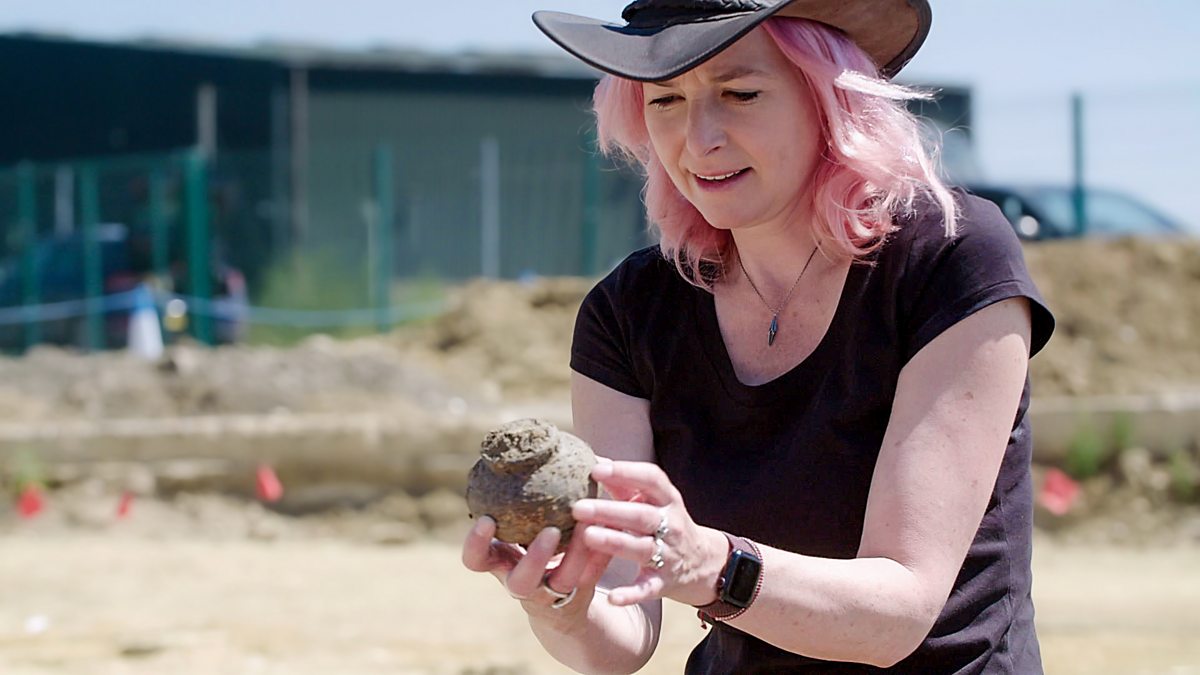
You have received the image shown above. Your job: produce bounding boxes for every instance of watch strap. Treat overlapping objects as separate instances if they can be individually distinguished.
[695,532,763,624]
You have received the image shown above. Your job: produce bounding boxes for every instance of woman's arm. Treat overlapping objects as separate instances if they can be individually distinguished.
[715,297,1032,665]
[522,373,663,674]
[577,297,1033,667]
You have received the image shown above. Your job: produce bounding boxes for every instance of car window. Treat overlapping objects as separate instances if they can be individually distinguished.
[1026,188,1179,236]
[1083,191,1180,235]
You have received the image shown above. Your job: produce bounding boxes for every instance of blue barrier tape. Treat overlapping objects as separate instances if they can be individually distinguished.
[0,290,445,329]
[0,290,140,325]
[172,293,446,328]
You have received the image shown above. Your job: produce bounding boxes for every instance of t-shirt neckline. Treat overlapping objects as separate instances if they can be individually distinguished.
[691,260,863,406]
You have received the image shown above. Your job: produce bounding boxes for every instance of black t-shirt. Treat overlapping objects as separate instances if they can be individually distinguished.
[570,191,1055,674]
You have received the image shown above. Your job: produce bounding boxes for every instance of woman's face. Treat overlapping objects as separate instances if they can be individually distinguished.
[642,27,823,233]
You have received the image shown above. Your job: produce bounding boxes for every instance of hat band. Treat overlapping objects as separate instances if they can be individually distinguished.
[622,0,770,28]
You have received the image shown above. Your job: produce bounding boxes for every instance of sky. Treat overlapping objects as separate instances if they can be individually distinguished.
[3,0,1198,228]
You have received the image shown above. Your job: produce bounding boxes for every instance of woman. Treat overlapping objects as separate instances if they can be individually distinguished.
[463,1,1055,672]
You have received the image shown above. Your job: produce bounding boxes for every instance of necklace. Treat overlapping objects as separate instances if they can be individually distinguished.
[736,245,820,347]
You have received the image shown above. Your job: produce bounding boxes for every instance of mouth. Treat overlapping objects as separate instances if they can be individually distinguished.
[691,168,750,191]
[693,168,749,183]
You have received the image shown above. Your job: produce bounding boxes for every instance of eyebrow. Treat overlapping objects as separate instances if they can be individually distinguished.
[651,65,771,87]
[711,66,770,83]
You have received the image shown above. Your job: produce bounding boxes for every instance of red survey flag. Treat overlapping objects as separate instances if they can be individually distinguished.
[17,485,45,519]
[256,464,284,503]
[116,491,135,519]
[1038,467,1081,516]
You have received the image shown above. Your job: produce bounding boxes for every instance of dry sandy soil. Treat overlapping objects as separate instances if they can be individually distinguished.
[0,527,1198,675]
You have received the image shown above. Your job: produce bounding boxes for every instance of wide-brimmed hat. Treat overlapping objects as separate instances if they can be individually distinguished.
[533,0,931,82]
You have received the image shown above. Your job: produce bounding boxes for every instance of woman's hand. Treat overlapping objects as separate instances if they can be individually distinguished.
[461,515,613,618]
[572,460,729,608]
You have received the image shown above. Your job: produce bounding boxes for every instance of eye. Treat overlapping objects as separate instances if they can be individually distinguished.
[727,90,760,103]
[647,94,680,109]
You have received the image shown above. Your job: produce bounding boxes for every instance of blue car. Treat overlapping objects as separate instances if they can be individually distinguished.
[964,184,1188,241]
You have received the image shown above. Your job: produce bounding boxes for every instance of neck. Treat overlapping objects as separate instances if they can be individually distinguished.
[728,208,822,299]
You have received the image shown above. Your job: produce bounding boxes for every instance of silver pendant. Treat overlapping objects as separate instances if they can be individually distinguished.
[768,314,779,347]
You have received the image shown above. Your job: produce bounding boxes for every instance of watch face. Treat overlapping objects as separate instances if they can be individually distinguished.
[722,550,762,608]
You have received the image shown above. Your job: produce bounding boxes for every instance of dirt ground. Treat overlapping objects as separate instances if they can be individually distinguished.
[1,237,1200,673]
[1,238,1199,426]
[0,527,1198,675]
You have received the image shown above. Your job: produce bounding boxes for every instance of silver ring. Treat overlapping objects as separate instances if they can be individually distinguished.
[541,572,578,610]
[653,510,670,541]
[646,509,669,569]
[648,538,665,569]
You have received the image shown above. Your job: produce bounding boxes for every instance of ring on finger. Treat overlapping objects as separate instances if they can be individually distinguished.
[647,537,665,569]
[541,571,579,610]
[653,509,670,541]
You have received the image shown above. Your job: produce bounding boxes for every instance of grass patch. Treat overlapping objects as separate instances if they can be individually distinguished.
[1065,412,1135,480]
[5,447,47,493]
[245,249,446,346]
[1168,446,1198,502]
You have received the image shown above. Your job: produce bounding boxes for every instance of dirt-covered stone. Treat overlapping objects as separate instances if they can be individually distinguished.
[465,419,597,550]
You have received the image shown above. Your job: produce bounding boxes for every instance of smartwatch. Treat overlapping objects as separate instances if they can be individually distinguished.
[695,532,763,624]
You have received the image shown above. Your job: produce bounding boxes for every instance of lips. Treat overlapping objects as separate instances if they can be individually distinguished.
[693,168,749,182]
[690,167,751,192]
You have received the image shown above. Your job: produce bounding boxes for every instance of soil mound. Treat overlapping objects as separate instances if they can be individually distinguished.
[1,240,1198,425]
[1026,237,1200,397]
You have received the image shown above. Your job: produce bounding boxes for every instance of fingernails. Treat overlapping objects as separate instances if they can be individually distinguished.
[592,463,613,479]
[535,527,561,552]
[473,516,494,536]
[572,501,596,519]
[607,589,634,606]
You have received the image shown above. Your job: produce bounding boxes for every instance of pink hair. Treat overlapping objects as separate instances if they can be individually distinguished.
[593,17,958,286]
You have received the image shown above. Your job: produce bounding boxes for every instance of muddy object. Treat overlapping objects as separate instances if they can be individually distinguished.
[466,419,597,551]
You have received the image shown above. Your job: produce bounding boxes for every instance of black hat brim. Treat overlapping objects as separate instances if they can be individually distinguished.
[533,6,790,83]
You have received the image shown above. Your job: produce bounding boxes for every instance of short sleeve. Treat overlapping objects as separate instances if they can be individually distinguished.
[570,266,649,399]
[900,194,1055,363]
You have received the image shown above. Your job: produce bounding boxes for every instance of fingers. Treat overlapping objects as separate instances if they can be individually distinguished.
[463,517,525,583]
[592,461,679,506]
[573,499,663,534]
[504,527,562,599]
[462,516,502,572]
[580,523,657,566]
[577,549,613,589]
[608,572,666,607]
[544,523,594,594]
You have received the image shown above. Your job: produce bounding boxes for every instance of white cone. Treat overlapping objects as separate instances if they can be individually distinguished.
[127,284,164,360]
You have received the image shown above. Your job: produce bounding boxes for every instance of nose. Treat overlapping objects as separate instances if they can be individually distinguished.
[684,99,726,158]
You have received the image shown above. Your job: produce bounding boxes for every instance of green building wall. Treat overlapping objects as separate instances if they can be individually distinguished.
[304,85,648,284]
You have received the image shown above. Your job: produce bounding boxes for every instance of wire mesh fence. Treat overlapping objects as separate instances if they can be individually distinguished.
[0,138,648,353]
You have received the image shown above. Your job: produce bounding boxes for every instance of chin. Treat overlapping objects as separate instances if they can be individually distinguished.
[697,209,758,232]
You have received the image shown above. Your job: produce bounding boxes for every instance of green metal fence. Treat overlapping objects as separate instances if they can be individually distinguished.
[0,139,648,353]
[0,149,225,352]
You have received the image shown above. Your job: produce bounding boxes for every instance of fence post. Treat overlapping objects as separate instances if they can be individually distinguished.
[1071,92,1087,236]
[372,143,395,333]
[184,150,213,345]
[480,137,501,278]
[17,162,40,350]
[581,130,601,277]
[149,166,170,278]
[80,163,104,351]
